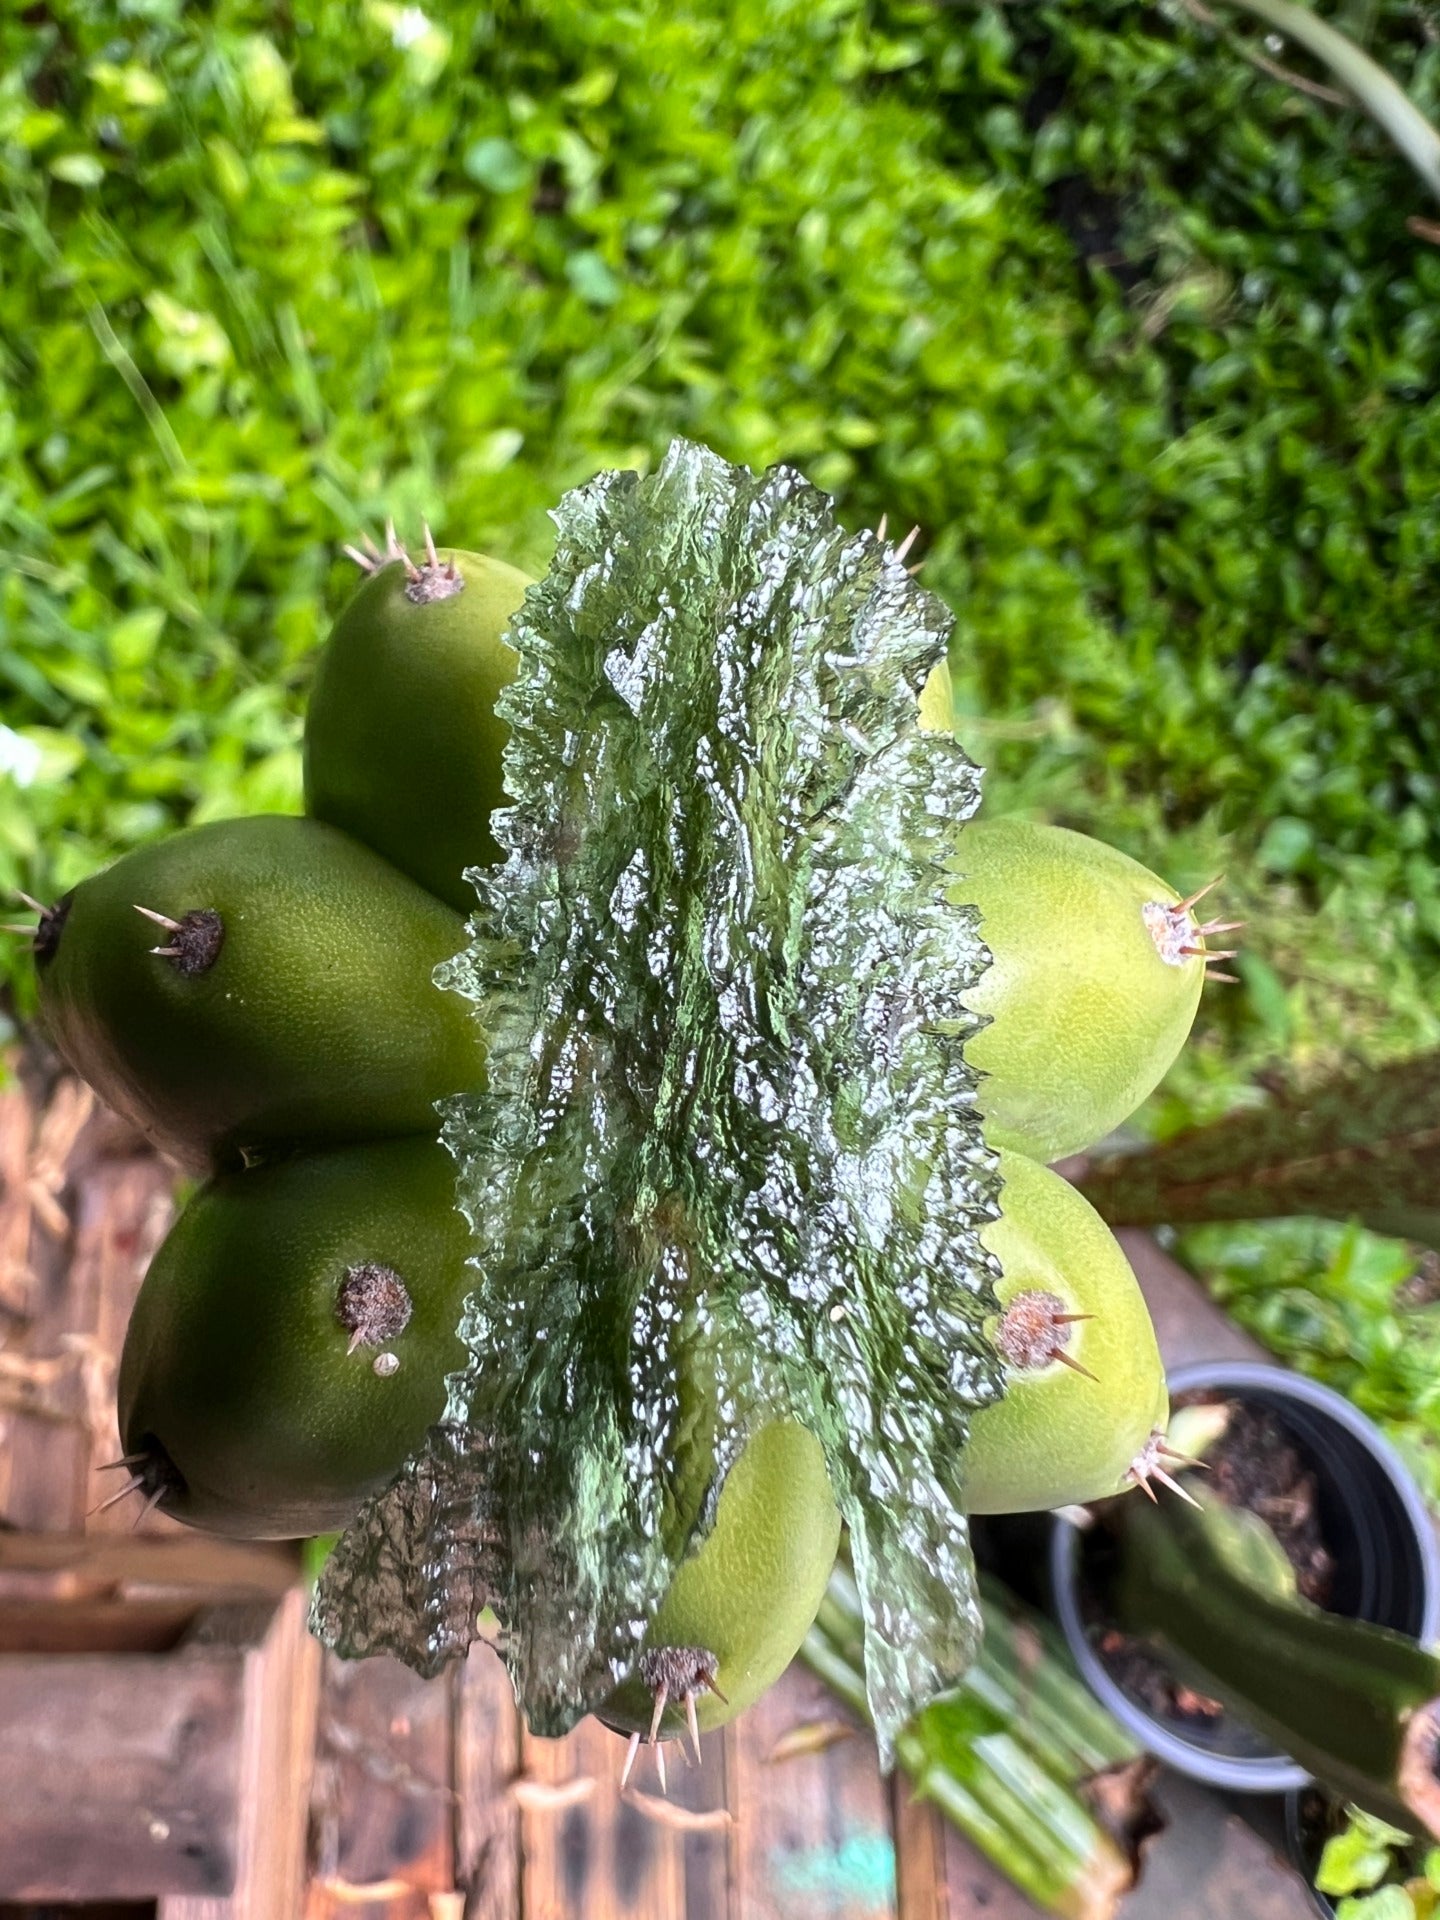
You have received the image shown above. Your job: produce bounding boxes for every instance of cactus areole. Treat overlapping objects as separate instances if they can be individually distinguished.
[27,439,1217,1768]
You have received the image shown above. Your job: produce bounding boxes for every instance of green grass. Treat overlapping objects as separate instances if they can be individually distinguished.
[2,0,1436,1098]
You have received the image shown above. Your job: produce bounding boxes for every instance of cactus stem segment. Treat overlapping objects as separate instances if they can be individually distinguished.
[1115,1489,1440,1834]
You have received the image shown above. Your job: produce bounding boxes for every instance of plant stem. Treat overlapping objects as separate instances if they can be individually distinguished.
[1211,0,1440,203]
[1112,1491,1440,1836]
[803,1565,1152,1920]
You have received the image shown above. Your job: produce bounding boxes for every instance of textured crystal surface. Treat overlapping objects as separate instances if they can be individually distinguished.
[311,439,1003,1762]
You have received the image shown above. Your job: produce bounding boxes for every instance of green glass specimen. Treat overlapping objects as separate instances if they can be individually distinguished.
[311,440,1004,1763]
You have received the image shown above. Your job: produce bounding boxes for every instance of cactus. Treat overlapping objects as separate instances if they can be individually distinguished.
[1097,1442,1440,1840]
[804,1558,1159,1920]
[965,1151,1170,1514]
[598,1418,841,1786]
[944,817,1237,1163]
[116,1137,473,1537]
[305,530,533,911]
[34,815,486,1169]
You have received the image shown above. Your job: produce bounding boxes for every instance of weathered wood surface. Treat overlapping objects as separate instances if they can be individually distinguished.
[161,1588,323,1920]
[0,1073,319,1912]
[306,1653,458,1920]
[0,1529,297,1653]
[0,1068,177,1534]
[0,1073,1325,1919]
[1,1632,242,1899]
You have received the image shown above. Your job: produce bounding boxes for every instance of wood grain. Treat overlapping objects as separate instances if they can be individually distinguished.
[0,1077,176,1537]
[519,1710,688,1920]
[306,1652,458,1920]
[0,1529,298,1653]
[0,1625,246,1900]
[891,1775,948,1920]
[727,1662,897,1920]
[159,1589,321,1920]
[454,1643,522,1920]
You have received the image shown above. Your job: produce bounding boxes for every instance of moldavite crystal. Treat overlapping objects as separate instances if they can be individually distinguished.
[311,440,1003,1763]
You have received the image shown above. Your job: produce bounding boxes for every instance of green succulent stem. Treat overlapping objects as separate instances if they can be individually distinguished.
[1110,1492,1440,1837]
[804,1563,1149,1920]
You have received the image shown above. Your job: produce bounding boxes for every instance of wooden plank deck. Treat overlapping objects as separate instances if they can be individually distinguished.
[0,1070,1319,1919]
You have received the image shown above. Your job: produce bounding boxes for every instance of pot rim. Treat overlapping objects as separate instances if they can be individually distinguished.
[1049,1359,1440,1793]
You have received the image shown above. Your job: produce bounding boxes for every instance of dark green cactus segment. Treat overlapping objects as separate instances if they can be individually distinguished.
[1114,1489,1440,1835]
[37,816,487,1169]
[119,1137,475,1539]
[304,547,531,912]
[312,440,1003,1762]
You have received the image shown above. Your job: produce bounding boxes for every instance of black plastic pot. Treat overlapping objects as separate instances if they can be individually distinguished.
[1285,1787,1341,1920]
[1049,1361,1440,1794]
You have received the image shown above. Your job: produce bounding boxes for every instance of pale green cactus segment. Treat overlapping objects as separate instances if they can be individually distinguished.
[964,1150,1167,1514]
[311,440,1004,1763]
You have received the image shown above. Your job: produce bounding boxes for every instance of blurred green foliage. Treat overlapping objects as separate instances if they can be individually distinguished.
[1,0,1436,1072]
[1178,1215,1440,1497]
